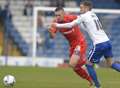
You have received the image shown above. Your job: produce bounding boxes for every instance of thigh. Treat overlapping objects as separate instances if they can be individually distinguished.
[70,44,86,67]
[104,42,113,58]
[88,46,103,64]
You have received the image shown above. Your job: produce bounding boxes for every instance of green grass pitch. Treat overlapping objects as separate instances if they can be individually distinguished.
[0,66,120,88]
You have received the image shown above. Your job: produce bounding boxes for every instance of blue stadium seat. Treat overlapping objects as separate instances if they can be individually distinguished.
[92,0,120,9]
[4,19,29,56]
[110,17,120,58]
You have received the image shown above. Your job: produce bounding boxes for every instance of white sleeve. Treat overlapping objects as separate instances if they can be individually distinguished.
[56,16,81,29]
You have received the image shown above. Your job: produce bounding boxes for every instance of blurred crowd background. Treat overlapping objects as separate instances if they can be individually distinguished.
[0,0,120,62]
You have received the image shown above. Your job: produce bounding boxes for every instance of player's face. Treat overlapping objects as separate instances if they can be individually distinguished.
[80,4,89,14]
[55,10,64,22]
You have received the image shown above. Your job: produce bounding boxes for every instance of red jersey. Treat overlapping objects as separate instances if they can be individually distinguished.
[55,15,86,47]
[50,14,87,65]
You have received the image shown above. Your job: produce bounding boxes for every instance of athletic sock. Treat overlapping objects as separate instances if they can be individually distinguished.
[111,63,120,72]
[74,64,92,83]
[86,64,101,87]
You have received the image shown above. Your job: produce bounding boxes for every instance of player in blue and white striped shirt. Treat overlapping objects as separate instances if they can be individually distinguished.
[52,1,120,88]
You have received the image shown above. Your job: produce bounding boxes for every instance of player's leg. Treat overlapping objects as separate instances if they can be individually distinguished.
[106,57,120,72]
[104,42,120,72]
[74,63,93,87]
[70,54,92,83]
[86,62,101,88]
[69,45,93,86]
[86,46,102,88]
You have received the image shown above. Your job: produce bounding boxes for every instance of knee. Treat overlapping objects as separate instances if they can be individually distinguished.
[86,61,94,66]
[105,58,113,67]
[69,57,78,68]
[106,60,113,67]
[69,62,76,68]
[106,62,112,67]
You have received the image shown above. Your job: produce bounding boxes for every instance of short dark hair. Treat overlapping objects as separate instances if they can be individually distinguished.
[80,0,93,10]
[55,6,64,12]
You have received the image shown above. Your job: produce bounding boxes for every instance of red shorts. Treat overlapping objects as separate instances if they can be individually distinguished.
[70,40,87,66]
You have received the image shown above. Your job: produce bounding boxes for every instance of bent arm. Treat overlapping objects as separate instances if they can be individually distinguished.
[48,27,57,38]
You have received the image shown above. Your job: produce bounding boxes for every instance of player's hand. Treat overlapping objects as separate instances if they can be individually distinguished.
[48,27,56,33]
[51,23,57,28]
[48,27,56,38]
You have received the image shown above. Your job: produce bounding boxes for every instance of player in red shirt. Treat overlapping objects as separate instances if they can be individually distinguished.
[49,7,93,87]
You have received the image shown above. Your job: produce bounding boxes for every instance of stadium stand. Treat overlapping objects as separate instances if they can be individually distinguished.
[5,19,29,55]
[0,0,120,60]
[93,0,120,9]
[110,17,120,59]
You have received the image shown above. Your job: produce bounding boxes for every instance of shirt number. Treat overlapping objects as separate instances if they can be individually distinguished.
[94,19,103,30]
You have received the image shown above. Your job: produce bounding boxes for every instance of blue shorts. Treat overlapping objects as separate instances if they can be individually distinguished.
[88,41,113,63]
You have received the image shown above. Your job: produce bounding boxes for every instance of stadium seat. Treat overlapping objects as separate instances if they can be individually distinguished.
[1,0,120,60]
[4,18,29,56]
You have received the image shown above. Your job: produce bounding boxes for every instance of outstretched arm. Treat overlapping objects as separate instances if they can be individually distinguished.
[54,17,81,29]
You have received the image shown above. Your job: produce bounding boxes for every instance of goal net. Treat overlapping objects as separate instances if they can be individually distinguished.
[33,7,120,61]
